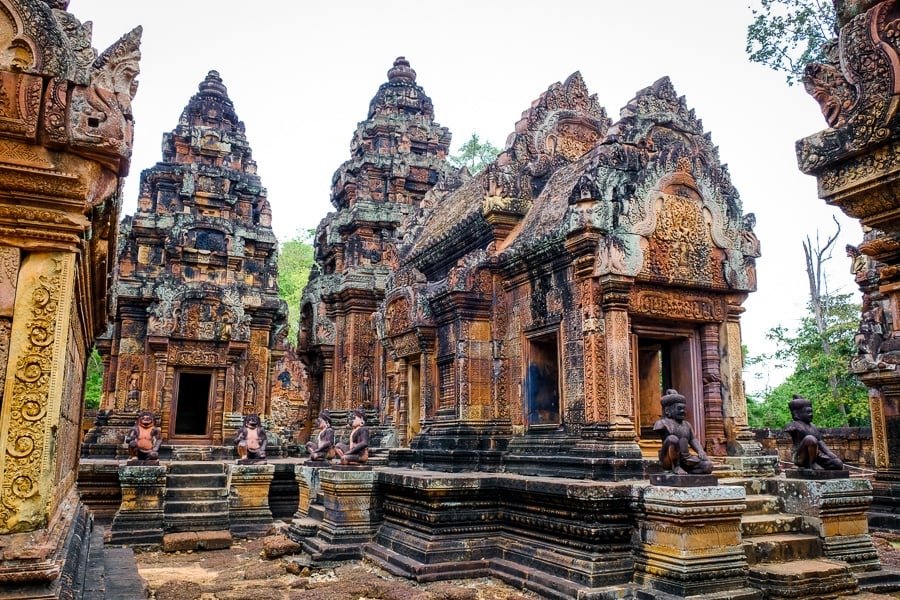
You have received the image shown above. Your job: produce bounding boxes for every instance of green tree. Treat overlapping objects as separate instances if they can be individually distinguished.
[746,0,836,85]
[449,133,501,175]
[278,229,315,345]
[747,291,868,428]
[84,347,103,409]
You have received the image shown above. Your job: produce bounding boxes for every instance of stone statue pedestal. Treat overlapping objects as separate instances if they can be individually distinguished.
[634,484,761,599]
[649,473,718,487]
[107,464,167,545]
[774,476,879,572]
[228,463,275,537]
[301,468,381,561]
[782,469,849,480]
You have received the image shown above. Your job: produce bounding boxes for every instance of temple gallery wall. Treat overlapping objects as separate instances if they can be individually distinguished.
[2,1,900,599]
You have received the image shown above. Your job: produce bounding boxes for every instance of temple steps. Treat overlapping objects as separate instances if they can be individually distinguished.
[744,533,823,564]
[743,493,782,515]
[747,559,858,599]
[163,461,230,533]
[81,524,149,599]
[741,513,805,537]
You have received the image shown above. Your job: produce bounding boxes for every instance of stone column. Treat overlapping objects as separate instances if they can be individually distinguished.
[572,275,642,473]
[301,468,381,561]
[108,464,167,545]
[228,463,275,537]
[634,484,760,599]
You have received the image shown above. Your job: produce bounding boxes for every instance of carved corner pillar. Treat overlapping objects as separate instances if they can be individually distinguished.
[0,253,76,535]
[599,275,638,435]
[572,275,642,467]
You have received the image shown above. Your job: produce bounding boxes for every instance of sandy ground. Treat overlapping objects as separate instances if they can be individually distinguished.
[134,529,900,600]
[135,533,541,600]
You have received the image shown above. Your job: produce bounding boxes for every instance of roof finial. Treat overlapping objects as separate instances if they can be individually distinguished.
[198,70,228,98]
[387,57,416,83]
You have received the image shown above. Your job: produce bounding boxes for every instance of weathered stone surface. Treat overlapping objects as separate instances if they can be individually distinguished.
[261,534,302,559]
[635,484,759,598]
[228,463,275,537]
[162,529,233,552]
[108,464,167,545]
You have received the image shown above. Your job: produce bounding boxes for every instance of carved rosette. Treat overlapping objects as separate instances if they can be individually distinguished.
[1,254,72,533]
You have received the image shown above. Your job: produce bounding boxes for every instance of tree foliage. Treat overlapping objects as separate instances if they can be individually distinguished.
[449,133,501,175]
[278,229,315,345]
[747,291,869,428]
[84,347,103,409]
[746,0,836,85]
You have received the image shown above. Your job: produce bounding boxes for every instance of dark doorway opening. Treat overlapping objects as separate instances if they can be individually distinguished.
[633,326,702,456]
[525,332,561,426]
[173,372,212,436]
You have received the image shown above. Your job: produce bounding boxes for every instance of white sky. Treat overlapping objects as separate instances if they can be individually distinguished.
[70,0,861,394]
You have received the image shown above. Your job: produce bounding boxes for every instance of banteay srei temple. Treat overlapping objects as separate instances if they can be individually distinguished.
[3,1,900,599]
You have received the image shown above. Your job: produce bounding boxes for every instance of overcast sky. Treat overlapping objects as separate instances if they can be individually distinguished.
[70,1,861,393]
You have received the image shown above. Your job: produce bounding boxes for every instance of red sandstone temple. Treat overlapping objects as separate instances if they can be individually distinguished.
[299,58,764,476]
[93,71,292,452]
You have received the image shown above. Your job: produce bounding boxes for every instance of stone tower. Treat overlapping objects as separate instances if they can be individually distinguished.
[96,71,289,449]
[298,57,455,431]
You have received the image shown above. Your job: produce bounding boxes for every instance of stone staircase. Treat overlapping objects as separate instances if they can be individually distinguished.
[741,479,900,600]
[164,462,230,533]
[289,489,324,538]
[740,485,859,599]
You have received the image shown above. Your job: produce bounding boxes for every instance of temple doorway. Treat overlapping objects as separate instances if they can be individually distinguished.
[525,330,561,426]
[407,360,421,442]
[632,325,702,456]
[171,370,214,442]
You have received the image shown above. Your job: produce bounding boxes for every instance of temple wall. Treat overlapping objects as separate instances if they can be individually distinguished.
[753,427,875,470]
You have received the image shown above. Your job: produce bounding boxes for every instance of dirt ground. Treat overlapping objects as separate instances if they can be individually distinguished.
[134,529,900,600]
[135,532,541,600]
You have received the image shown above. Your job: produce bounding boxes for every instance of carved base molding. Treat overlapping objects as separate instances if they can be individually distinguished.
[0,489,91,600]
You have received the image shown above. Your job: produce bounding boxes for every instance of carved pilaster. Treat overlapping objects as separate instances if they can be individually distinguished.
[581,278,606,424]
[0,252,75,534]
[396,357,408,447]
[599,275,635,432]
[700,323,726,456]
